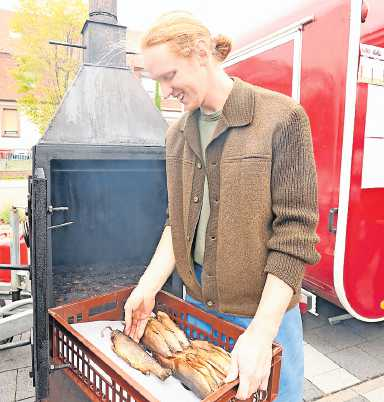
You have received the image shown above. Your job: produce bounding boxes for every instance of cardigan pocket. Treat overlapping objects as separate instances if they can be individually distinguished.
[222,153,271,162]
[239,157,272,222]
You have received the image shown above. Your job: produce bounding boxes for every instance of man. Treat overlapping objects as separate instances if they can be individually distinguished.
[124,12,320,401]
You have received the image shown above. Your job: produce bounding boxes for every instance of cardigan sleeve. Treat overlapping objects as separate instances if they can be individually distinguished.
[264,104,321,293]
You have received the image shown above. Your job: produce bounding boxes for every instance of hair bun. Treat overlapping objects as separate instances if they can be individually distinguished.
[213,34,232,62]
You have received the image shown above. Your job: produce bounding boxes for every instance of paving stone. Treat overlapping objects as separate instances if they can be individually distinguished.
[328,346,384,380]
[303,312,329,331]
[362,386,384,402]
[344,396,369,402]
[0,369,17,402]
[303,378,324,401]
[343,319,384,341]
[16,367,35,401]
[314,389,360,402]
[0,344,32,372]
[304,330,338,355]
[352,376,384,394]
[309,367,360,394]
[304,344,339,378]
[304,324,365,355]
[357,337,384,362]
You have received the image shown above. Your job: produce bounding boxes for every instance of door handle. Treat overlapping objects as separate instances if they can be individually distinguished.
[328,208,338,234]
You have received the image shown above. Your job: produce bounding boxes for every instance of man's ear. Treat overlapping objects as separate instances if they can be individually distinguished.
[195,39,210,66]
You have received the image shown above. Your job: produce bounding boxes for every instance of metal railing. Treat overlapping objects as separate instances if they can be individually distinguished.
[0,149,32,161]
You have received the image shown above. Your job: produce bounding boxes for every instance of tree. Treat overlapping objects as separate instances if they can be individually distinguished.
[11,0,87,133]
[154,80,161,111]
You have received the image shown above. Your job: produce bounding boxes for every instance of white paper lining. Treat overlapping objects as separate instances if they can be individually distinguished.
[64,320,201,402]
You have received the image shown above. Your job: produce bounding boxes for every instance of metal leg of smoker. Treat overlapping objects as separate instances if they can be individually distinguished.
[301,288,319,316]
[10,207,21,301]
[31,172,50,401]
[328,313,353,325]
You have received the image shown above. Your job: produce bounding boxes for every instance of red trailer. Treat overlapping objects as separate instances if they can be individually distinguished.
[224,0,384,322]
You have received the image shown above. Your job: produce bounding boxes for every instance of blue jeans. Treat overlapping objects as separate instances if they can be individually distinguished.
[185,264,304,402]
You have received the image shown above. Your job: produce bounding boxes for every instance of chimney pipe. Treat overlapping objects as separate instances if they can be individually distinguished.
[89,0,117,24]
[82,0,126,67]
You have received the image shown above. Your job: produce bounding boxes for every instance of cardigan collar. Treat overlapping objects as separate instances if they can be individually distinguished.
[179,77,255,161]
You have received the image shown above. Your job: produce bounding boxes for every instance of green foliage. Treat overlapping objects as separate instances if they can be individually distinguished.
[11,0,87,133]
[0,205,26,224]
[155,80,161,110]
[0,204,11,224]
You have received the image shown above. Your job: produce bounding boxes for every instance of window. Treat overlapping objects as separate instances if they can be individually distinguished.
[1,108,20,137]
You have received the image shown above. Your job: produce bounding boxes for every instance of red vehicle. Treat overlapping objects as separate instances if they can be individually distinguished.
[224,0,384,322]
[0,234,28,282]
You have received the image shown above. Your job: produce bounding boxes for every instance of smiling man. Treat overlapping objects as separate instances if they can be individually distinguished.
[124,11,320,402]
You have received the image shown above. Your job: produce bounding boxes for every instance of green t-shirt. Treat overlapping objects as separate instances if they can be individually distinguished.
[193,108,222,265]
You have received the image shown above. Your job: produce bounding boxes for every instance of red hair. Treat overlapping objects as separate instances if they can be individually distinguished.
[141,11,232,62]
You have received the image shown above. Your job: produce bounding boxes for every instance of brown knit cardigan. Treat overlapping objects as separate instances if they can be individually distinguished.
[165,77,320,316]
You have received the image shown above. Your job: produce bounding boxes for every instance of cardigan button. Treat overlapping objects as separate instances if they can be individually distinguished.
[186,235,191,241]
[196,161,202,169]
[206,300,214,307]
[193,196,199,203]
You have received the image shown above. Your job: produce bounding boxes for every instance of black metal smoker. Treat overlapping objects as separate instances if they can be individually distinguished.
[29,1,181,400]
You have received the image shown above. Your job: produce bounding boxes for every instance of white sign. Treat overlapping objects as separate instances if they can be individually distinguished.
[361,84,384,189]
[360,44,384,61]
[359,44,384,86]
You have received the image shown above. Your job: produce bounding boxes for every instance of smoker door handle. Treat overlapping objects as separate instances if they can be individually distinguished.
[328,208,338,234]
[47,205,69,213]
[47,221,75,230]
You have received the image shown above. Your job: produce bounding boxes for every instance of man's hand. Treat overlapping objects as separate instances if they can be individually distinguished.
[224,327,272,400]
[124,286,156,342]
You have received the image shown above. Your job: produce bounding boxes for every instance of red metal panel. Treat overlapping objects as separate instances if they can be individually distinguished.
[226,0,352,307]
[340,0,384,319]
[300,0,352,306]
[226,41,293,97]
[0,237,11,282]
[226,0,384,320]
[343,83,384,318]
[0,235,28,282]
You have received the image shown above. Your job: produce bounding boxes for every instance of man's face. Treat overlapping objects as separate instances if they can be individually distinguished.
[143,43,208,111]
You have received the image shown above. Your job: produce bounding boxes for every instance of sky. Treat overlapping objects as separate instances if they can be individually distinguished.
[0,0,309,41]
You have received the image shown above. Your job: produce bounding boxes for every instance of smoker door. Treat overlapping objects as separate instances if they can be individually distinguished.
[31,145,183,401]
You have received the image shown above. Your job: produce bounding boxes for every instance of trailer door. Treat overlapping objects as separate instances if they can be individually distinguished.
[224,25,305,101]
[335,44,384,320]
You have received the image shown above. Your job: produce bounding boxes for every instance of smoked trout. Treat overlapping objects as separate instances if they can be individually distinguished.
[105,327,171,381]
[156,311,191,349]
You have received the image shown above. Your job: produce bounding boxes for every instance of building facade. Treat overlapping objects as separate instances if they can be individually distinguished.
[0,9,40,156]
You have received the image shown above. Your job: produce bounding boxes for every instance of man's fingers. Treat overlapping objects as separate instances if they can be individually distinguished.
[257,362,271,400]
[131,320,143,343]
[236,376,251,400]
[224,354,239,383]
[260,367,270,391]
[128,318,138,340]
[136,318,149,342]
[124,307,132,335]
